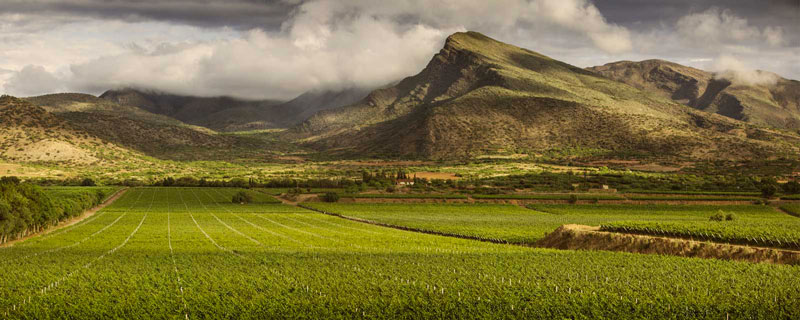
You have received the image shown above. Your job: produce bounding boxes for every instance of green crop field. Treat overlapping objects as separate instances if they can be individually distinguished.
[2,188,800,319]
[306,203,800,249]
[782,204,800,217]
[535,205,800,250]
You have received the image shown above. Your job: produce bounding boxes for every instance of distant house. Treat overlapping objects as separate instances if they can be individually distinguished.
[397,179,415,186]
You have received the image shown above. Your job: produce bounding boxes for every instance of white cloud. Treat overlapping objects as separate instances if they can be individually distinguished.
[676,8,787,48]
[0,0,635,99]
[529,0,632,53]
[2,65,65,96]
[711,55,778,86]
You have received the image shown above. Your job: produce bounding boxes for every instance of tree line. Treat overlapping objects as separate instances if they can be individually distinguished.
[0,177,112,244]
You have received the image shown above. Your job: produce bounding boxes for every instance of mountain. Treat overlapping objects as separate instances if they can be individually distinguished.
[269,87,373,127]
[99,87,370,132]
[587,60,800,130]
[292,31,800,160]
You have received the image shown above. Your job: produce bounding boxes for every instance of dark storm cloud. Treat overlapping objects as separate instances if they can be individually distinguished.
[594,0,800,44]
[0,0,298,30]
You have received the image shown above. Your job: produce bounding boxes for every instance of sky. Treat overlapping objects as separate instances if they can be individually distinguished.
[0,0,797,100]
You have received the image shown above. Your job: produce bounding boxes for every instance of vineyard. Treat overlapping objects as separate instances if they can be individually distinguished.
[534,205,800,250]
[2,188,799,318]
[307,203,800,249]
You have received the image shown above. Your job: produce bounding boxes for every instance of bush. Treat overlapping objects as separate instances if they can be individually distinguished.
[568,194,578,204]
[320,192,340,203]
[232,191,252,204]
[710,210,735,222]
[81,178,96,186]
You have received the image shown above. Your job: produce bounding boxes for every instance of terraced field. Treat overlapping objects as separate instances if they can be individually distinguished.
[3,188,800,318]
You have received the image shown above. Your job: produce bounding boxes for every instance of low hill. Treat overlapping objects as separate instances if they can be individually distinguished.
[587,60,800,130]
[0,95,136,165]
[23,93,302,161]
[292,32,800,160]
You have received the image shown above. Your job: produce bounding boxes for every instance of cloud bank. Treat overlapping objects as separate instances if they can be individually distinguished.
[0,0,796,100]
[0,0,633,100]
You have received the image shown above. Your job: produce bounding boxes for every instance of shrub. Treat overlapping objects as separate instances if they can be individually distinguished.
[81,178,96,186]
[709,212,725,221]
[321,192,340,203]
[232,191,252,204]
[725,213,736,221]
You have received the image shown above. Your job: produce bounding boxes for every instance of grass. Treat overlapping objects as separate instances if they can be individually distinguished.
[2,187,798,318]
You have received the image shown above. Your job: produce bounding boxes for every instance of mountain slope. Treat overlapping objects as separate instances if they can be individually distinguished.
[0,95,137,164]
[587,60,800,130]
[293,31,800,160]
[99,87,370,132]
[99,89,285,131]
[24,93,299,161]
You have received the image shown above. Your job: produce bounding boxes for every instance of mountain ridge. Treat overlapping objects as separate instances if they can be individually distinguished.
[587,60,800,130]
[290,31,799,160]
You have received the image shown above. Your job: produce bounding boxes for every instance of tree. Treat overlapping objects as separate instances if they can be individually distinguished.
[232,191,252,204]
[568,194,578,204]
[760,184,778,198]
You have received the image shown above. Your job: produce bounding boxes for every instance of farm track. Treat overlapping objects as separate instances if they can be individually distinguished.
[0,187,129,249]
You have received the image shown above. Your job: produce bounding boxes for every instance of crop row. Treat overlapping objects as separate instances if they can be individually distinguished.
[2,188,799,318]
